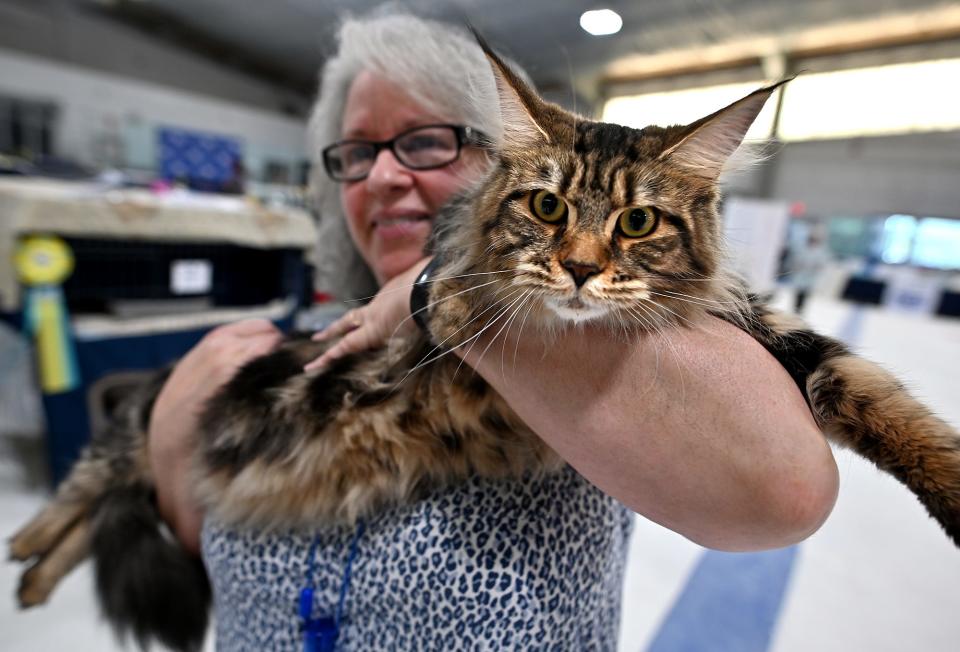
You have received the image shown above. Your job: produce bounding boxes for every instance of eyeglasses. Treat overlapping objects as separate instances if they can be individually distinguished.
[322,124,486,182]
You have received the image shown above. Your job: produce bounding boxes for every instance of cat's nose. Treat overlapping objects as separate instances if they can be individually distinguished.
[562,260,601,288]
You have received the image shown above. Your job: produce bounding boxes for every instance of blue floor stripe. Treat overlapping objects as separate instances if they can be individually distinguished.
[837,305,867,346]
[645,546,799,652]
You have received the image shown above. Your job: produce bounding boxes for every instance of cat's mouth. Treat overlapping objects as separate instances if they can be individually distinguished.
[543,295,609,323]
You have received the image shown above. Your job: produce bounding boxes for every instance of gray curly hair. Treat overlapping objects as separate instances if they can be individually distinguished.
[307,11,506,301]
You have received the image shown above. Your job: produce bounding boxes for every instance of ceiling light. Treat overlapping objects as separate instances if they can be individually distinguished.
[580,9,623,36]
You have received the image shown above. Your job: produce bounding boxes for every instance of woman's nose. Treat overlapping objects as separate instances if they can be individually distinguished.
[366,147,414,195]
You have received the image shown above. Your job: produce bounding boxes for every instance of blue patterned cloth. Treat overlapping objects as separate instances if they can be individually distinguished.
[158,127,242,188]
[202,465,633,650]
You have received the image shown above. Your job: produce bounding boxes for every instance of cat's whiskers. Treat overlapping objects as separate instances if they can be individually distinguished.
[399,284,528,386]
[498,289,537,381]
[430,269,516,283]
[617,306,663,394]
[650,288,743,306]
[451,287,532,382]
[388,276,511,347]
[643,292,743,332]
[343,270,514,305]
[454,285,533,378]
[632,297,703,331]
[436,234,506,254]
[629,273,721,283]
[515,274,564,291]
[383,281,521,393]
[621,304,658,337]
[512,291,540,370]
[622,306,667,385]
[632,300,687,402]
[514,262,551,276]
[602,304,630,344]
[606,282,652,293]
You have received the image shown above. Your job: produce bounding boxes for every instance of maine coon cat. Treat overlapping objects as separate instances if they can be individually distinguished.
[11,40,960,652]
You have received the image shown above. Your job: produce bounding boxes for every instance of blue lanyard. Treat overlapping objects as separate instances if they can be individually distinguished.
[299,521,366,652]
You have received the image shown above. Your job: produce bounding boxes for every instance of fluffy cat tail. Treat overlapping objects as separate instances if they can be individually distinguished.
[806,353,960,546]
[90,484,211,652]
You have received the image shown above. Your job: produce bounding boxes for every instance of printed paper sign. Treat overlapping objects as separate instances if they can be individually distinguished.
[170,260,213,295]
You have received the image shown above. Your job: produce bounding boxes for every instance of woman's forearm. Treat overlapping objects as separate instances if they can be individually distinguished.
[458,314,839,552]
[148,319,283,554]
[151,445,204,555]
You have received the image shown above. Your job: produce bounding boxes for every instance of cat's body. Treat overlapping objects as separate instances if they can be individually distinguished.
[11,41,960,652]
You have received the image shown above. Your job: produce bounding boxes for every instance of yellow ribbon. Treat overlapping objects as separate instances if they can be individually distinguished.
[15,236,79,394]
[15,235,74,286]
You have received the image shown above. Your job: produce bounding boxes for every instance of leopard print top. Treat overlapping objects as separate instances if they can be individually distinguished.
[202,465,633,650]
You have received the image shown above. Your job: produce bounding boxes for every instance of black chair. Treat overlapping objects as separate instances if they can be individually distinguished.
[840,276,887,305]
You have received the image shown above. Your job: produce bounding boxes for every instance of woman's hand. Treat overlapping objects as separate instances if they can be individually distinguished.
[304,257,430,371]
[148,319,283,554]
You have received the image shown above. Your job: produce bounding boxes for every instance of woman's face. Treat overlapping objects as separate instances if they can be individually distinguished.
[339,70,485,285]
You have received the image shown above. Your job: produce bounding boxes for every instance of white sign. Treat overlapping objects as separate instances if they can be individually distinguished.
[722,197,791,295]
[170,259,213,295]
[883,268,942,315]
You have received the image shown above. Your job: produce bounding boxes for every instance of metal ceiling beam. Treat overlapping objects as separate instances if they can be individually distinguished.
[83,0,315,102]
[600,5,960,85]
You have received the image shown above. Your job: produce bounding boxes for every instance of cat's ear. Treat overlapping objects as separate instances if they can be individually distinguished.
[659,79,790,179]
[471,30,551,147]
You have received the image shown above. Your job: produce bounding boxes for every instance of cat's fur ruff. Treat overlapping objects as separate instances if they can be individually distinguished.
[11,40,960,652]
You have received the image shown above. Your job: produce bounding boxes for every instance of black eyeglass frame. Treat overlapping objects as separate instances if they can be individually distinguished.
[321,124,488,182]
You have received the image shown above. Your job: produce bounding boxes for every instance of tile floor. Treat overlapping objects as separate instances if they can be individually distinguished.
[2,296,958,651]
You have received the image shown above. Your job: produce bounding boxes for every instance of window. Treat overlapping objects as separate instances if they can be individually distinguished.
[0,95,57,158]
[877,214,960,270]
[880,215,916,264]
[778,58,960,141]
[602,58,960,143]
[912,218,960,270]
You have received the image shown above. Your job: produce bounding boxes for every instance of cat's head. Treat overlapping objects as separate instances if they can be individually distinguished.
[430,40,783,335]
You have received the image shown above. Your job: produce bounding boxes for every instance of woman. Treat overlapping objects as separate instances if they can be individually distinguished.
[149,12,838,649]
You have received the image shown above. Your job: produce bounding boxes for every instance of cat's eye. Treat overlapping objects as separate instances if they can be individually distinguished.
[617,206,659,238]
[529,190,568,223]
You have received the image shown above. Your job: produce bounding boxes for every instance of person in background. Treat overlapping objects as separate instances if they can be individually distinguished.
[148,12,838,649]
[789,227,831,314]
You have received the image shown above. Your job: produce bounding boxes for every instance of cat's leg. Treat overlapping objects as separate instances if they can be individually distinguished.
[9,432,149,605]
[16,518,90,607]
[8,499,86,563]
[808,354,960,546]
[8,452,112,562]
[738,304,960,546]
[12,369,162,565]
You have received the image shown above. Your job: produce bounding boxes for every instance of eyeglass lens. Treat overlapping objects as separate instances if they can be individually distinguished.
[328,126,460,180]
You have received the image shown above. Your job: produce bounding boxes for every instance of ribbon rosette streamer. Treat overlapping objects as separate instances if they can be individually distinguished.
[15,236,80,394]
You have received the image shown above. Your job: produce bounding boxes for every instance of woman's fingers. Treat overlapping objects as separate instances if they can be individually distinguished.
[306,258,429,372]
[312,309,363,342]
[305,324,374,372]
[303,328,354,371]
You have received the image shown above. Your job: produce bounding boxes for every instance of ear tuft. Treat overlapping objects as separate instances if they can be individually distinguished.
[659,78,792,180]
[470,29,551,148]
